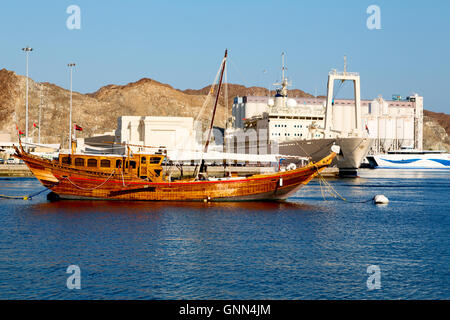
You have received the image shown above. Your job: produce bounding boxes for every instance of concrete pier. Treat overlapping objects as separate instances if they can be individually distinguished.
[0,164,339,178]
[0,164,33,177]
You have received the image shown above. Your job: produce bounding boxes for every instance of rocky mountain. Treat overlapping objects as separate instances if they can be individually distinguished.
[423,110,450,151]
[0,69,235,147]
[0,68,449,151]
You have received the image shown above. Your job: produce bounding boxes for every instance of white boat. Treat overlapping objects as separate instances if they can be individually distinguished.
[367,149,450,169]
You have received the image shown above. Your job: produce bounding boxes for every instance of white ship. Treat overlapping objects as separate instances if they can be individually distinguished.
[227,54,373,176]
[367,149,450,169]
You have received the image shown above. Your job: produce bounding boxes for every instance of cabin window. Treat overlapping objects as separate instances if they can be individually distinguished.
[87,159,98,168]
[141,157,146,164]
[75,158,85,167]
[61,157,71,165]
[150,157,161,164]
[116,160,122,168]
[125,161,136,169]
[100,159,111,168]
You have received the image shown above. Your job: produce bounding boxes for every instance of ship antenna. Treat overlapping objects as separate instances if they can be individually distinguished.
[273,52,291,97]
[343,55,347,75]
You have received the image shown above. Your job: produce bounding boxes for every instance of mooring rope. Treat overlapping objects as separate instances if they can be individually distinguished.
[314,165,373,204]
[0,182,60,200]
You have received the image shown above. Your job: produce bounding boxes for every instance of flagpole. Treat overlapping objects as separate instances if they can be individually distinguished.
[22,46,33,151]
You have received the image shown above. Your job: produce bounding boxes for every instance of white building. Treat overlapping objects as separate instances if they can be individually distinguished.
[114,116,202,154]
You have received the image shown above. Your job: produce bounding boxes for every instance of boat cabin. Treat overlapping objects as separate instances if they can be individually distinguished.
[58,153,165,181]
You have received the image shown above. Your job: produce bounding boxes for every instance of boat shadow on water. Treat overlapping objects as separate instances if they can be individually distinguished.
[29,198,319,216]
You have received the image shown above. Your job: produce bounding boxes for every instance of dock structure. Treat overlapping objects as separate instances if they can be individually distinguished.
[0,164,33,177]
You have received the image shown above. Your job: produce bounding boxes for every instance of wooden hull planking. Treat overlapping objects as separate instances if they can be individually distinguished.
[15,148,335,202]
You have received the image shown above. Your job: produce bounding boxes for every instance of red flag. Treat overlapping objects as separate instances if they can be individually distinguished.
[74,124,83,131]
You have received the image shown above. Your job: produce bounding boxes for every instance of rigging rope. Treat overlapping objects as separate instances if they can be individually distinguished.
[195,56,227,179]
[332,80,346,102]
[64,169,116,191]
[224,61,229,128]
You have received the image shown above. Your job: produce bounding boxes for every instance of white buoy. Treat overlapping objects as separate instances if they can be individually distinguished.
[287,163,297,171]
[373,195,389,204]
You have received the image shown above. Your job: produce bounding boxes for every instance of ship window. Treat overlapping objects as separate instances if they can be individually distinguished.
[141,157,146,164]
[100,159,111,168]
[75,158,85,167]
[150,157,161,164]
[61,157,71,165]
[116,160,122,168]
[87,159,98,168]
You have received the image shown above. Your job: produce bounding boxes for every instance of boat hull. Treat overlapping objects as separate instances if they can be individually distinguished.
[278,137,373,170]
[15,147,335,202]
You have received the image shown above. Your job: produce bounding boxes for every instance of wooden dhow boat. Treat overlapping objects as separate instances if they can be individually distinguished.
[14,50,338,202]
[14,144,337,202]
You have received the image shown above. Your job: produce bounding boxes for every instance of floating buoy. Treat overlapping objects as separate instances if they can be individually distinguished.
[373,195,389,204]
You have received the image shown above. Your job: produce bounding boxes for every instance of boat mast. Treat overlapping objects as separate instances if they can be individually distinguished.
[204,49,227,154]
[197,50,228,177]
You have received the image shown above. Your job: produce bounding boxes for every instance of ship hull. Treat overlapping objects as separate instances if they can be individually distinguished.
[15,147,335,202]
[278,137,373,170]
[367,153,450,169]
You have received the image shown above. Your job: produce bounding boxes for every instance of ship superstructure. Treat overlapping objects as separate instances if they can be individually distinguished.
[226,54,373,176]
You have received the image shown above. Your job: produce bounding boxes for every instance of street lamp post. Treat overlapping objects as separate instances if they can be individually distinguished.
[38,83,42,144]
[22,46,33,150]
[67,63,76,152]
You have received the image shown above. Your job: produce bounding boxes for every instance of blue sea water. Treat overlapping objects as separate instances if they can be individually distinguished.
[0,170,448,300]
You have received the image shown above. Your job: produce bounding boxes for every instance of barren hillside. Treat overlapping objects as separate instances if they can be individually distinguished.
[0,68,449,151]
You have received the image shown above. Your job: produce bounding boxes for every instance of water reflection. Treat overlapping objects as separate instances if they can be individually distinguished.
[30,199,318,215]
[1,171,449,299]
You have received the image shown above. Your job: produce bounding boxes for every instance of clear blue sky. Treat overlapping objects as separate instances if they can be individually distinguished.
[1,0,449,113]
